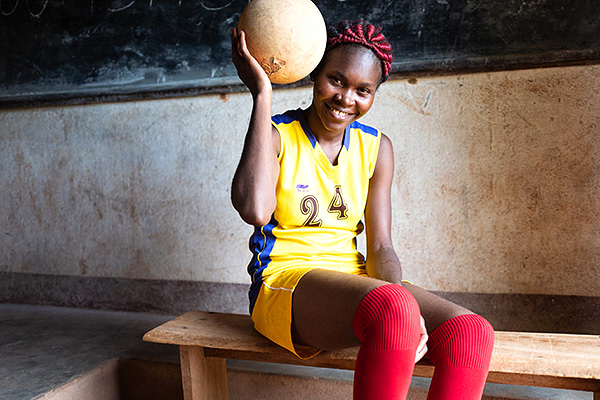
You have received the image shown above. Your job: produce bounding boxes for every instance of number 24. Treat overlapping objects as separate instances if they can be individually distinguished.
[301,186,348,227]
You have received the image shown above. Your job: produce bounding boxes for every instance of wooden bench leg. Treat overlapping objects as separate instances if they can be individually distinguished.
[594,392,599,400]
[180,345,228,400]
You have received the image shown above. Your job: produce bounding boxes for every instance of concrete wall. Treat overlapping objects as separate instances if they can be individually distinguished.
[2,63,599,298]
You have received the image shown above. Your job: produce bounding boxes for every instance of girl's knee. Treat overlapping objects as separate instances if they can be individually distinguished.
[427,314,495,367]
[460,314,495,349]
[353,284,421,347]
[375,284,421,323]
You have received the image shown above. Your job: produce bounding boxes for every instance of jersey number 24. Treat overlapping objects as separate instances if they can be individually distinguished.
[300,185,348,227]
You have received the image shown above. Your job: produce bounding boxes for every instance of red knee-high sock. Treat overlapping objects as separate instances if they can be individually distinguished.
[352,284,421,400]
[426,314,495,400]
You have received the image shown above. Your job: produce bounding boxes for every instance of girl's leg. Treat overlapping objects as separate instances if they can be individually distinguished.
[292,269,422,400]
[403,283,495,400]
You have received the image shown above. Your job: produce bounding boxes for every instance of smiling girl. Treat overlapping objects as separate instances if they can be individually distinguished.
[230,20,494,400]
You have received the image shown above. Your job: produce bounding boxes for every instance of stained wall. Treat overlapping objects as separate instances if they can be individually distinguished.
[1,63,599,298]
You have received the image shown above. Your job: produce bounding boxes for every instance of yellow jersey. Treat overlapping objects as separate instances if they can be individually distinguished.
[247,108,382,312]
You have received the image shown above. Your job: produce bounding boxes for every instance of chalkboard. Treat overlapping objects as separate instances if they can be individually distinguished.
[2,0,600,107]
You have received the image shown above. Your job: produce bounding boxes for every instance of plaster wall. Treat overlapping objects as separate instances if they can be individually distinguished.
[1,64,599,297]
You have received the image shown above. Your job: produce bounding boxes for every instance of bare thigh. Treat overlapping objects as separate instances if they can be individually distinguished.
[292,270,476,349]
[291,269,388,350]
[402,282,474,334]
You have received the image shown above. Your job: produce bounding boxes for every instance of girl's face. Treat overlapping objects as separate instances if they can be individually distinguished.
[307,44,382,137]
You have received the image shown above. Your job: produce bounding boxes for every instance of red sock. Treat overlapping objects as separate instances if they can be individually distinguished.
[352,284,421,400]
[426,314,495,400]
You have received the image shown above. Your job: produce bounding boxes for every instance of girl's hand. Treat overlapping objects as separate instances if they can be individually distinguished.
[230,28,272,97]
[415,315,429,363]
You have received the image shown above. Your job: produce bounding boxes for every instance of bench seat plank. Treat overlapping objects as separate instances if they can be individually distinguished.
[143,311,600,393]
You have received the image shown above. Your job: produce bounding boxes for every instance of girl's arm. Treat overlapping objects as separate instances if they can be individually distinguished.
[364,134,402,283]
[230,28,280,226]
[365,137,429,362]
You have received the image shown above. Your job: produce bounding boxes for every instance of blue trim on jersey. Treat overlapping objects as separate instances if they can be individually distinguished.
[247,215,279,315]
[343,125,351,150]
[299,110,353,150]
[350,120,379,137]
[272,109,297,125]
[272,109,319,149]
[273,109,380,151]
[297,110,318,149]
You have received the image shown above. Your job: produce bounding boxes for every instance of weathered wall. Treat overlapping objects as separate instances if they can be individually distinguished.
[1,63,599,297]
[367,65,600,296]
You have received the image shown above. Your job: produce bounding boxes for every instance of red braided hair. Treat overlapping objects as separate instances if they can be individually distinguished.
[326,20,393,82]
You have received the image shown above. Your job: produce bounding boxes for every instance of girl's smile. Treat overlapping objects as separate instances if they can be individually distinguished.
[325,102,354,120]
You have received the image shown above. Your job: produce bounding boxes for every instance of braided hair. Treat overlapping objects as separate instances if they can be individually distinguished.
[313,20,393,84]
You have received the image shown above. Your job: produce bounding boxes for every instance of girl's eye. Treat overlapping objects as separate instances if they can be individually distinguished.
[358,88,371,95]
[330,76,342,85]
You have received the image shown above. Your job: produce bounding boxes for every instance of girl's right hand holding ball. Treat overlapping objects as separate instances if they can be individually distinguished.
[230,28,272,98]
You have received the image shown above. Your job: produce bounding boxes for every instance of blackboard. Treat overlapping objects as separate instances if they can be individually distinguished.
[2,0,600,107]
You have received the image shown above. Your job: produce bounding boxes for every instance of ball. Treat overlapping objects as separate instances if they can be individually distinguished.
[237,0,327,84]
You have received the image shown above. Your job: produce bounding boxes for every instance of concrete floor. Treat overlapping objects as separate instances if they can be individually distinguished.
[0,304,177,399]
[0,303,593,400]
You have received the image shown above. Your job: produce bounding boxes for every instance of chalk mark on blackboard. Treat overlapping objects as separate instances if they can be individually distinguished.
[0,0,18,16]
[200,0,235,11]
[27,0,49,18]
[122,46,147,61]
[517,0,547,15]
[436,0,449,10]
[15,54,44,77]
[107,0,135,12]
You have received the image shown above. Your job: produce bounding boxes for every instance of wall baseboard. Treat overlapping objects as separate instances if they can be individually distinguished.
[0,271,249,315]
[1,271,598,334]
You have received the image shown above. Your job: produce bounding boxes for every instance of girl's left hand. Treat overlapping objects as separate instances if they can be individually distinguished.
[415,315,429,363]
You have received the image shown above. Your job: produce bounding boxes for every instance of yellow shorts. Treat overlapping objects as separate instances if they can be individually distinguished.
[251,264,368,359]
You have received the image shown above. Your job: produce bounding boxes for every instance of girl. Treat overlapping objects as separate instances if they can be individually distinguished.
[230,20,494,400]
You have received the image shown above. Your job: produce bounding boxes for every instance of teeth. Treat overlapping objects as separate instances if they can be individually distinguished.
[331,108,349,117]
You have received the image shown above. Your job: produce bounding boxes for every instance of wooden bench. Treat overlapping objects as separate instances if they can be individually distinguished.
[143,310,600,400]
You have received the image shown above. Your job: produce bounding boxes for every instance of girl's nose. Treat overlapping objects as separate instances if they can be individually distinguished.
[335,90,354,105]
